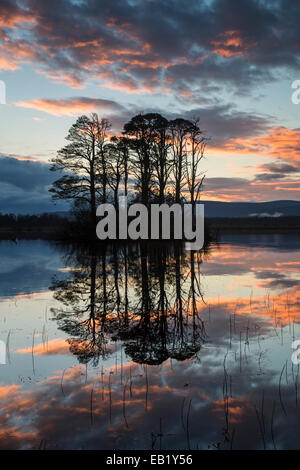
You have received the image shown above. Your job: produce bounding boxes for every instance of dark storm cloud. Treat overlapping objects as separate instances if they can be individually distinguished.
[0,155,54,190]
[2,0,300,93]
[0,156,67,213]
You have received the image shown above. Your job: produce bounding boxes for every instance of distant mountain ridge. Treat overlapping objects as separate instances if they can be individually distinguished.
[54,200,300,218]
[200,200,300,218]
[8,200,300,218]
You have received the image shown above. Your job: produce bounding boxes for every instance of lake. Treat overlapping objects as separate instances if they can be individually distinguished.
[0,234,300,450]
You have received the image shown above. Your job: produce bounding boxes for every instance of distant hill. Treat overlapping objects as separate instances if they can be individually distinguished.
[53,200,300,218]
[200,200,300,218]
[4,200,300,219]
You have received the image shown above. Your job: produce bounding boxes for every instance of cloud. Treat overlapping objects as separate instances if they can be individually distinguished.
[203,176,300,201]
[0,155,54,190]
[254,163,300,181]
[212,126,300,163]
[0,0,33,27]
[249,212,283,217]
[0,155,67,213]
[0,142,298,213]
[15,97,125,117]
[1,0,300,95]
[182,105,272,146]
[254,173,287,182]
[207,125,300,186]
[16,338,70,355]
[259,163,300,174]
[210,29,258,58]
[0,240,65,296]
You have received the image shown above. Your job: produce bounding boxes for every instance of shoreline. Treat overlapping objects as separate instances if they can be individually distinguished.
[0,216,300,240]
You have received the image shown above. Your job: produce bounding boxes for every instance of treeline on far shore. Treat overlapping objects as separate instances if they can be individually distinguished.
[0,213,300,240]
[0,213,69,239]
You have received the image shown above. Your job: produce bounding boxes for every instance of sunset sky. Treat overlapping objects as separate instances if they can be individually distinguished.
[0,0,300,212]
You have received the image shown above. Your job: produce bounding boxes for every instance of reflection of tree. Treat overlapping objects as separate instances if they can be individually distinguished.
[50,244,115,365]
[50,242,207,366]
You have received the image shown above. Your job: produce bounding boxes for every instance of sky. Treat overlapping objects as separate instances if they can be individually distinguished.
[0,0,300,213]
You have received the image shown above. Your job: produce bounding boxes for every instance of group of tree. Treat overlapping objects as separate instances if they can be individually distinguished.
[50,113,207,230]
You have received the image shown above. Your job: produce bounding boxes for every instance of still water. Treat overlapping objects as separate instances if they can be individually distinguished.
[0,235,300,450]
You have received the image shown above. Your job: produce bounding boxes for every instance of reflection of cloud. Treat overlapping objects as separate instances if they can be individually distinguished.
[0,240,65,297]
[1,239,300,448]
[202,242,300,323]
[16,338,70,356]
[261,279,300,290]
[204,241,300,276]
[202,291,300,327]
[0,349,300,450]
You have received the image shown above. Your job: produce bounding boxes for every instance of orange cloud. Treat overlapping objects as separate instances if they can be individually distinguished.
[0,384,21,399]
[0,56,20,71]
[16,338,70,356]
[0,40,37,71]
[203,177,300,202]
[211,30,257,57]
[0,11,34,28]
[211,126,300,165]
[213,397,246,422]
[204,126,300,201]
[15,97,123,117]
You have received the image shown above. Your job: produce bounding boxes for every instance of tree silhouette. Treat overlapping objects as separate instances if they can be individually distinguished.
[123,113,160,207]
[169,118,195,204]
[50,114,111,229]
[183,118,206,211]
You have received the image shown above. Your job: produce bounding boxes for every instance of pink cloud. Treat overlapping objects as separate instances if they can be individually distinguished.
[15,97,124,117]
[16,338,70,356]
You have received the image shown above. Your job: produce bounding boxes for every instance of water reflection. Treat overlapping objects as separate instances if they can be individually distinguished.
[0,235,300,450]
[50,242,207,366]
